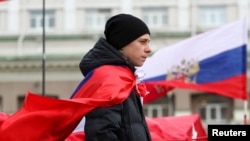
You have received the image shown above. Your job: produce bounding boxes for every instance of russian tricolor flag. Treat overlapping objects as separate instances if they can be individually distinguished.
[140,18,248,102]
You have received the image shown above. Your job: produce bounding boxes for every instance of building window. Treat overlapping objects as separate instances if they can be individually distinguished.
[0,13,4,31]
[17,95,58,109]
[0,96,2,111]
[86,9,111,30]
[199,5,226,27]
[30,10,55,31]
[142,7,168,29]
[191,93,233,124]
[200,103,228,124]
[143,94,175,117]
[17,96,25,109]
[143,104,167,117]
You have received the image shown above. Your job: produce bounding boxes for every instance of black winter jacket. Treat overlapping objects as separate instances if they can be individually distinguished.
[79,38,151,141]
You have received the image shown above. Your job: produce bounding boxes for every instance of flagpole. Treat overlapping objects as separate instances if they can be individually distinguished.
[243,17,249,125]
[243,101,248,124]
[42,0,46,96]
[191,0,197,36]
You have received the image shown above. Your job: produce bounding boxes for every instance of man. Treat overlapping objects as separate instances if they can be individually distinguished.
[72,13,152,141]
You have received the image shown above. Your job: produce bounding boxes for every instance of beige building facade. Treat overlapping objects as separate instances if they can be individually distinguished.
[0,0,250,127]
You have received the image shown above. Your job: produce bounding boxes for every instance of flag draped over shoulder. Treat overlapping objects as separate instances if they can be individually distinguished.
[0,65,136,141]
[140,18,248,101]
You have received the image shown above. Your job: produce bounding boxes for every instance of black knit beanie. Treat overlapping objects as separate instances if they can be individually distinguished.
[104,14,150,50]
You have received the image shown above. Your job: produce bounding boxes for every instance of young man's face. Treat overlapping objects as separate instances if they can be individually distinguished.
[120,34,151,67]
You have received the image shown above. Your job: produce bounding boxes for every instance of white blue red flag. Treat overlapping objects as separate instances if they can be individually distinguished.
[140,18,248,102]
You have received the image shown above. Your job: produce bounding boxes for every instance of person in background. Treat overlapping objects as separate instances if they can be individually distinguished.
[74,13,152,141]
